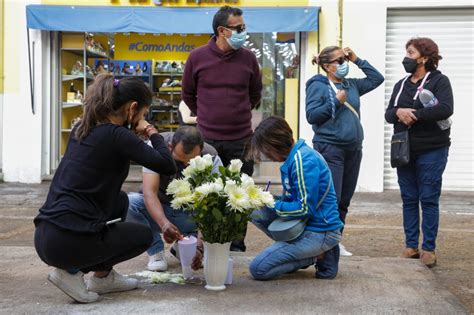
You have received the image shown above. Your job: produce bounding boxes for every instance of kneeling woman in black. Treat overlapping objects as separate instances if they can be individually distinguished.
[34,74,176,303]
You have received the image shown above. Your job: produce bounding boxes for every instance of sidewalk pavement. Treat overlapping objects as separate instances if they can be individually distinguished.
[0,181,472,314]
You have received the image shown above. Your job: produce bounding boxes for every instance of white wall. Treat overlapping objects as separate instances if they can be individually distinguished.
[3,0,43,183]
[301,0,473,192]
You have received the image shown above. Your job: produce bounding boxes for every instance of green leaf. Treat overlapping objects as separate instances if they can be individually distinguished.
[212,208,223,221]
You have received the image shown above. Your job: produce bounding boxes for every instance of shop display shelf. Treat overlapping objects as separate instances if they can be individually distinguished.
[61,48,84,56]
[62,102,83,108]
[61,129,73,133]
[114,74,150,78]
[62,74,95,81]
[152,72,183,76]
[86,49,109,59]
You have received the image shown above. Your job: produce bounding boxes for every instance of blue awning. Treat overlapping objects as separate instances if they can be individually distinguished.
[26,5,319,34]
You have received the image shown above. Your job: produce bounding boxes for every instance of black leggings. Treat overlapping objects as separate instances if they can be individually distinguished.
[34,193,152,273]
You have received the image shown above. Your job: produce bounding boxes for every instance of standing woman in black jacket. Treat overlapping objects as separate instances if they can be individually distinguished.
[385,37,453,268]
[34,74,176,303]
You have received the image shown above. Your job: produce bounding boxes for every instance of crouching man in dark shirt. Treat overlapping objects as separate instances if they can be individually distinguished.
[127,126,222,271]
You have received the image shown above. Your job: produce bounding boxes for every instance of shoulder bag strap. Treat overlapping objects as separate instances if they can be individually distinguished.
[329,80,360,119]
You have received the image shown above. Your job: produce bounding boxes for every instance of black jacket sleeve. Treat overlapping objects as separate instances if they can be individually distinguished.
[113,127,176,175]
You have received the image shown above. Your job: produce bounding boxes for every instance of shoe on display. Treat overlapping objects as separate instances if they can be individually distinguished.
[400,247,420,259]
[88,270,138,294]
[339,243,353,257]
[47,268,99,303]
[420,251,437,268]
[147,251,168,271]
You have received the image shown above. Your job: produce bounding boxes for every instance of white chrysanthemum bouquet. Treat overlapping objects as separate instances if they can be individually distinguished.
[167,155,274,244]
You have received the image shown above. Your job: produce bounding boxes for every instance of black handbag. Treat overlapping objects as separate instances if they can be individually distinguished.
[390,130,410,168]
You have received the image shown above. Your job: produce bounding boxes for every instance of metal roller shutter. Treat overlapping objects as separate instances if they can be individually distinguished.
[384,8,474,191]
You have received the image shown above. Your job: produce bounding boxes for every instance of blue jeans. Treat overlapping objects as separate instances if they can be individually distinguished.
[249,207,341,280]
[314,142,362,223]
[397,146,449,251]
[126,192,197,256]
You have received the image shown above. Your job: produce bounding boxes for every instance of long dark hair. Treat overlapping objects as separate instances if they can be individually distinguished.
[75,74,152,142]
[247,116,294,162]
[312,46,341,73]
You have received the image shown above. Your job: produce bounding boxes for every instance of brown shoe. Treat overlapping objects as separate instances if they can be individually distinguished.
[400,248,420,259]
[420,251,437,268]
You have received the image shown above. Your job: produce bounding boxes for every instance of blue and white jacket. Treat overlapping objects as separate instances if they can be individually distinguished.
[274,139,343,233]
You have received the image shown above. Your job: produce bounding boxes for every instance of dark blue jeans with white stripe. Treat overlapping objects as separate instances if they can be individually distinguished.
[397,146,449,251]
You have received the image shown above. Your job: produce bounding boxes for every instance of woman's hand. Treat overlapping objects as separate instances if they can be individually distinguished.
[335,90,347,104]
[396,108,418,126]
[135,119,150,135]
[343,47,358,63]
[162,221,183,243]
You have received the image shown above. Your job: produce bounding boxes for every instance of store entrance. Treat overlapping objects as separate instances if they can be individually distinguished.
[53,31,301,175]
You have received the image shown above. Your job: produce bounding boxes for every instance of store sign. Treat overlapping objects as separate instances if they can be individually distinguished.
[128,41,195,52]
[115,33,209,61]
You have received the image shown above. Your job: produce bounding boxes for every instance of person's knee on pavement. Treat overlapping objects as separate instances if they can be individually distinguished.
[249,257,272,281]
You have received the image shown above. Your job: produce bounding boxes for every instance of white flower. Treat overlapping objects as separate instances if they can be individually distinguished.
[246,185,264,208]
[166,179,192,197]
[224,179,238,194]
[228,159,243,174]
[184,154,214,178]
[225,184,250,212]
[170,195,194,209]
[182,165,194,179]
[240,173,255,188]
[259,190,275,208]
[195,178,224,200]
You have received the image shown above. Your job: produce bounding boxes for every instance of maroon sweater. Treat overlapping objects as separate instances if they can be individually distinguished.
[181,37,262,141]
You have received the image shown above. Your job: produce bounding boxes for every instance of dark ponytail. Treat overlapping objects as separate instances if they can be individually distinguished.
[311,46,341,73]
[75,73,153,142]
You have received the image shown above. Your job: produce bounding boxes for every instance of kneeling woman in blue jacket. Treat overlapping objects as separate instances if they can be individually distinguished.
[247,116,343,280]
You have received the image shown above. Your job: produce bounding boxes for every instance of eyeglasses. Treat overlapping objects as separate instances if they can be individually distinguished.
[328,56,348,65]
[224,24,246,34]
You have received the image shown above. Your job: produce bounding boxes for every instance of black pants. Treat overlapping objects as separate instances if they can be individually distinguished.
[34,191,152,273]
[314,142,362,224]
[205,137,254,251]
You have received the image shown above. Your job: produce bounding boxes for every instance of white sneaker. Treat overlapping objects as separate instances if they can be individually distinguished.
[47,268,99,303]
[339,243,353,257]
[147,251,168,271]
[87,270,138,294]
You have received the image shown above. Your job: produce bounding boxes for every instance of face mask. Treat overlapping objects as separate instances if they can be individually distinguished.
[174,160,187,178]
[225,30,247,50]
[334,61,349,79]
[402,57,419,73]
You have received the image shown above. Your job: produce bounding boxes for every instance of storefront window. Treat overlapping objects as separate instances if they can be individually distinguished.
[55,31,300,160]
[245,32,300,129]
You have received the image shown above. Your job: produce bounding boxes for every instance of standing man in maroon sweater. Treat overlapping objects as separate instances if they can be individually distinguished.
[182,6,262,252]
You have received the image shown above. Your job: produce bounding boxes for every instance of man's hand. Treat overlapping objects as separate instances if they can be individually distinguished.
[162,221,183,243]
[396,108,418,126]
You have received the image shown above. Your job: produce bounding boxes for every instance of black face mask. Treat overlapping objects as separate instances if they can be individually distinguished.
[175,160,187,178]
[402,57,419,73]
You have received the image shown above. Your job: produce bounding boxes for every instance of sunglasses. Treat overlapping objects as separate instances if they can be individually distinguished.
[224,24,246,34]
[328,56,348,65]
